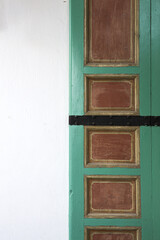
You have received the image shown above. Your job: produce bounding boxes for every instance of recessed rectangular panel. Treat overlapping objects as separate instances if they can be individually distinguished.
[84,175,141,218]
[85,227,141,240]
[92,133,132,161]
[84,126,140,168]
[84,75,139,115]
[84,0,139,66]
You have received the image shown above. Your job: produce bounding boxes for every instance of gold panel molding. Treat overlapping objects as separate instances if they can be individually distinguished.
[84,0,139,66]
[84,126,140,168]
[84,75,139,116]
[84,175,141,218]
[85,226,141,240]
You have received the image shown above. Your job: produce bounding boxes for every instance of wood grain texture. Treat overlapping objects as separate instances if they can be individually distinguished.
[91,81,131,108]
[92,0,131,60]
[92,233,133,240]
[91,133,132,161]
[92,182,132,210]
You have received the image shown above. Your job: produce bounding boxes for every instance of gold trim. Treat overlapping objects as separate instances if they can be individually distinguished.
[84,175,141,219]
[84,74,139,116]
[85,226,142,240]
[84,126,140,168]
[84,0,139,67]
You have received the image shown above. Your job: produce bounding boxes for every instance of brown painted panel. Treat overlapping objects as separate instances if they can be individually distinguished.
[84,75,139,115]
[92,182,132,210]
[84,176,141,218]
[92,82,131,108]
[92,133,132,161]
[84,126,140,168]
[84,0,139,66]
[93,233,133,240]
[85,227,141,240]
[92,0,131,60]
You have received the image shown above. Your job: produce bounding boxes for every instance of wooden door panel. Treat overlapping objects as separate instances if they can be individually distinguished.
[85,227,141,240]
[69,0,157,239]
[84,75,139,115]
[84,126,140,168]
[84,0,139,66]
[69,126,152,240]
[84,176,141,219]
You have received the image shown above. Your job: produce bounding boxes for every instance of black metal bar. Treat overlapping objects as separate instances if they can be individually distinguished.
[69,115,160,126]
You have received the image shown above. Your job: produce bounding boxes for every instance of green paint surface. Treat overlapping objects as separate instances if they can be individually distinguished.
[151,0,160,116]
[69,0,151,116]
[69,0,160,239]
[152,128,160,240]
[151,0,160,239]
[69,127,152,240]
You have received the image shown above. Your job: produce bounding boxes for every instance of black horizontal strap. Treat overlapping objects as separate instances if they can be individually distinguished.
[69,115,160,126]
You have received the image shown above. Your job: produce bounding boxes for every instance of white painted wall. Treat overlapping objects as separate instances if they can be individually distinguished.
[0,0,69,239]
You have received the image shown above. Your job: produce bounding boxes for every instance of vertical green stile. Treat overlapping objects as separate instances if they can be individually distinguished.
[151,128,160,240]
[69,126,84,240]
[151,0,160,239]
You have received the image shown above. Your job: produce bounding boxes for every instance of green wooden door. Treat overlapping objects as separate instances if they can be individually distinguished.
[69,0,160,239]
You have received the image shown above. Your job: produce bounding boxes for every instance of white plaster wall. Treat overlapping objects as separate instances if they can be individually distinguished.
[0,0,69,239]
